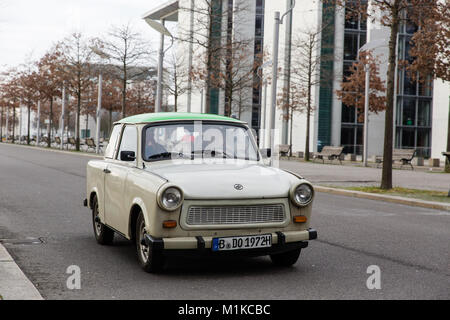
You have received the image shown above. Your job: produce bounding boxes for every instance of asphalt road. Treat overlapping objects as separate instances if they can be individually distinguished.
[0,143,449,300]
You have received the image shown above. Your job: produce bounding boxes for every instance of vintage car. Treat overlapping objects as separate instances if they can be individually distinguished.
[85,113,317,272]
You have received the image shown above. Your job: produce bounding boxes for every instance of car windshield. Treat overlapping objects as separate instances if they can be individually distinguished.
[143,121,259,162]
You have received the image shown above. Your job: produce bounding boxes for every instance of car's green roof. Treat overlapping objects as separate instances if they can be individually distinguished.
[117,112,245,124]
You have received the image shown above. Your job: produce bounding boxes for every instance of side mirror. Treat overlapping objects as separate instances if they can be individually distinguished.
[120,151,136,162]
[260,148,271,158]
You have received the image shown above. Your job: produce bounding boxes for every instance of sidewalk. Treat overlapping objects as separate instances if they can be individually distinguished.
[0,243,43,300]
[280,159,450,193]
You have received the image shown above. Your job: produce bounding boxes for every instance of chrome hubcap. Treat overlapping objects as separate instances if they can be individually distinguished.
[139,221,149,262]
[94,203,102,236]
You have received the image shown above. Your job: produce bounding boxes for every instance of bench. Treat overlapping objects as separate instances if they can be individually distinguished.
[278,144,291,157]
[443,152,450,172]
[376,149,416,170]
[313,146,344,164]
[442,152,450,164]
[85,138,97,152]
[54,137,68,148]
[40,136,50,146]
[68,137,77,149]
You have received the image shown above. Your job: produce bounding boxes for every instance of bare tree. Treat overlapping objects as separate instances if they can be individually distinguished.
[178,0,252,113]
[95,24,153,118]
[1,69,23,143]
[127,78,155,115]
[56,32,95,150]
[165,52,188,112]
[277,27,329,160]
[17,63,39,144]
[191,41,261,118]
[33,51,63,147]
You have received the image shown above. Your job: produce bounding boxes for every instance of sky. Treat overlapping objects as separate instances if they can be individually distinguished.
[0,0,171,70]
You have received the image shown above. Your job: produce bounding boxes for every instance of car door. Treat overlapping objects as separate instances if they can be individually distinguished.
[104,125,138,235]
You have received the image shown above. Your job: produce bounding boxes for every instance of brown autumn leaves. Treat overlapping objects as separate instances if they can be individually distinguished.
[337,0,449,121]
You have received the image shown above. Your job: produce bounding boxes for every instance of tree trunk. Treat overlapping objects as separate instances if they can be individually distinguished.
[174,93,178,113]
[27,104,31,145]
[85,113,89,139]
[109,108,112,134]
[48,98,53,148]
[445,100,450,173]
[122,66,127,118]
[304,43,314,162]
[12,105,16,144]
[5,106,9,141]
[381,11,400,190]
[67,111,70,149]
[0,106,3,142]
[76,90,81,151]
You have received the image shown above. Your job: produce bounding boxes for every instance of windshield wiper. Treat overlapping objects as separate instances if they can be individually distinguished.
[191,150,232,159]
[147,152,172,160]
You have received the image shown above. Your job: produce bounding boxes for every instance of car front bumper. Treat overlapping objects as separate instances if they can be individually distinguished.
[142,228,317,257]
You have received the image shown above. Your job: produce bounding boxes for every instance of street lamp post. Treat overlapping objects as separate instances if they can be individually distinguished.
[363,64,370,167]
[358,38,389,167]
[270,2,296,163]
[257,60,272,148]
[91,47,112,154]
[144,18,174,113]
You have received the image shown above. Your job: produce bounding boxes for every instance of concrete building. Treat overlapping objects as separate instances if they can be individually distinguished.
[144,0,449,161]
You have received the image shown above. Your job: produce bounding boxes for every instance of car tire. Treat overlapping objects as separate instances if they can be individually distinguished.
[92,196,114,245]
[136,212,165,273]
[270,248,301,267]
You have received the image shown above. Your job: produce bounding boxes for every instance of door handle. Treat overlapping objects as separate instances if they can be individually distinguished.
[103,168,111,174]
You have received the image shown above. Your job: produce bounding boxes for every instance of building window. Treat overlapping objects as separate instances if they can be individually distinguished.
[395,31,433,158]
[340,1,367,155]
[81,129,91,139]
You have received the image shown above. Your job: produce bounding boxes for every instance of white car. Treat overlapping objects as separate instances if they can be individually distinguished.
[85,113,317,272]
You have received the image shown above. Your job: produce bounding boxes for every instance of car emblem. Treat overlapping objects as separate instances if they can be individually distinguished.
[234,184,244,191]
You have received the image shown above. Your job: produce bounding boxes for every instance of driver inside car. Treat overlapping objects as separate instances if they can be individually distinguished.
[145,130,167,159]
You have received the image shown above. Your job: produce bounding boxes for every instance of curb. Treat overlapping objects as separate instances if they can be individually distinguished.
[314,186,450,212]
[0,244,43,300]
[0,142,103,159]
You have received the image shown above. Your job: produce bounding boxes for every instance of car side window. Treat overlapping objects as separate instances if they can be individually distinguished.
[104,125,122,159]
[117,125,137,159]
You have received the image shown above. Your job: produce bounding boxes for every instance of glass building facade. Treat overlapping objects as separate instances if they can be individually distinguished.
[340,3,367,155]
[251,0,265,132]
[395,17,433,158]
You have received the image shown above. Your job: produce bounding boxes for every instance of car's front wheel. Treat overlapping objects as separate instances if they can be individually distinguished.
[270,248,301,267]
[136,212,165,273]
[91,196,114,245]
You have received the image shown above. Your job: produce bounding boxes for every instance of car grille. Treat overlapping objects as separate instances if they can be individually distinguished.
[186,204,286,225]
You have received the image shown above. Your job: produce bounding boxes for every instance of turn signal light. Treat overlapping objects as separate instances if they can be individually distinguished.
[293,216,307,223]
[163,220,177,228]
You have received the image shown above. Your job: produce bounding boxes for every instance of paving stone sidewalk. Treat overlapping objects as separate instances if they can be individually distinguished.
[280,160,450,193]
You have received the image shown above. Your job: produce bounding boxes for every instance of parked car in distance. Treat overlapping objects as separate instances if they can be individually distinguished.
[85,112,317,273]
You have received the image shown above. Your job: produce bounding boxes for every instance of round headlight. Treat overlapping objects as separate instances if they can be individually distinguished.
[158,186,183,211]
[291,183,314,207]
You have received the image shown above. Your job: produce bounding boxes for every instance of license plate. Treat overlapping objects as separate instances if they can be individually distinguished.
[212,234,272,252]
